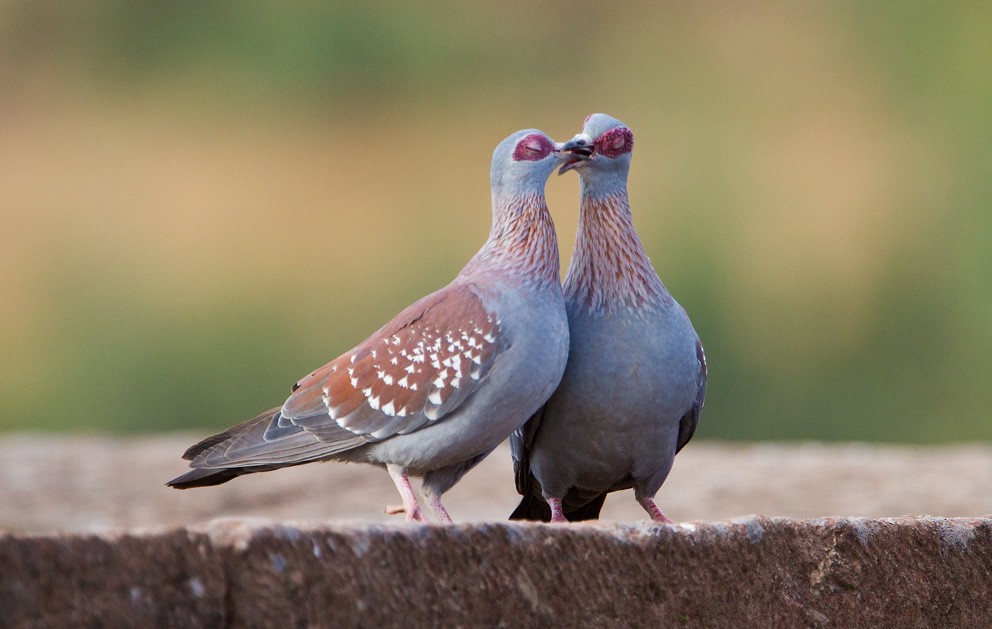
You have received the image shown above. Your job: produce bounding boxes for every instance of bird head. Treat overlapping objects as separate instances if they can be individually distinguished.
[558,114,633,184]
[490,129,564,199]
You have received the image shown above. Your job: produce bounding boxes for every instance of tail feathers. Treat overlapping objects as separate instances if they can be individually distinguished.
[182,431,235,461]
[167,459,313,489]
[182,407,282,462]
[563,491,607,522]
[169,405,366,490]
[509,485,609,522]
[509,492,552,521]
[167,467,245,489]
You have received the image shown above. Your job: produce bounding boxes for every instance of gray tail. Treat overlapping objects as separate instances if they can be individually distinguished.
[167,406,353,489]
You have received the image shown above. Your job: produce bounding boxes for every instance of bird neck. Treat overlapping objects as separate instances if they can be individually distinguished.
[564,187,668,315]
[463,192,561,287]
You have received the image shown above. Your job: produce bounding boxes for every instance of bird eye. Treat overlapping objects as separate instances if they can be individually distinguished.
[593,127,633,159]
[512,133,553,161]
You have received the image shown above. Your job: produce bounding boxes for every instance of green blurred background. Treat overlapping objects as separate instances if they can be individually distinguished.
[1,1,989,442]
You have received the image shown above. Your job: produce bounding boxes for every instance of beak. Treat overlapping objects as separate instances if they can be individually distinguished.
[557,133,594,175]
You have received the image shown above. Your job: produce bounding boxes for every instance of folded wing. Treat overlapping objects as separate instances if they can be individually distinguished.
[184,283,504,472]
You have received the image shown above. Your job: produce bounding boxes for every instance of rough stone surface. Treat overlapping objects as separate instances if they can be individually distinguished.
[1,436,990,533]
[0,528,225,627]
[3,437,990,625]
[2,518,991,627]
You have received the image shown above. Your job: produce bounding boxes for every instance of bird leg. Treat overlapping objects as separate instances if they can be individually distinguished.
[423,493,454,524]
[386,465,425,522]
[419,455,492,524]
[638,497,672,523]
[548,497,569,523]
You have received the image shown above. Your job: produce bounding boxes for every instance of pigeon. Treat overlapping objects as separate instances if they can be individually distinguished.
[169,129,570,523]
[510,114,706,523]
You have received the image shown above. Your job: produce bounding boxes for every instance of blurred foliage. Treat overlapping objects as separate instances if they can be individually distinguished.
[0,1,989,442]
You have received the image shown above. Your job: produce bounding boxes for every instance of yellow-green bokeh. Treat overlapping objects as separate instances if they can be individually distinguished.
[1,1,989,441]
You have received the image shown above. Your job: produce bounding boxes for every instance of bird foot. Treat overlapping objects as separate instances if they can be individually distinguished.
[407,508,426,522]
[386,504,426,521]
[548,497,569,523]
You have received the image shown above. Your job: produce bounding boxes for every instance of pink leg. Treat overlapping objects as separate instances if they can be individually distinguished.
[639,497,672,523]
[548,497,568,523]
[424,493,453,524]
[386,465,425,522]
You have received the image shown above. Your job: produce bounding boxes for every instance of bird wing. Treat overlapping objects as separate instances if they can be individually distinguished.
[185,283,505,468]
[675,337,707,453]
[510,405,544,496]
[189,283,504,470]
[281,282,503,439]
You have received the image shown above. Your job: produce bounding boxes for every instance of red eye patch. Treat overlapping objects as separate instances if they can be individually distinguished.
[593,127,633,159]
[512,133,554,161]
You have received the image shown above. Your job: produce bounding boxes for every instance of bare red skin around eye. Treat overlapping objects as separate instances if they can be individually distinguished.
[512,134,554,161]
[594,127,633,159]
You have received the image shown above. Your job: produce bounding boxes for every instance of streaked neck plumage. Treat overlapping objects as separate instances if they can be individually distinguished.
[564,183,668,315]
[462,191,560,289]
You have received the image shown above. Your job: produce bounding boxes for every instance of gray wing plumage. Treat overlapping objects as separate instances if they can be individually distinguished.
[167,407,357,488]
[510,405,545,496]
[676,338,707,454]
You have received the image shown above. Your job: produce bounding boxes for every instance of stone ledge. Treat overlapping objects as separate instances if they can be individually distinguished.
[2,517,990,627]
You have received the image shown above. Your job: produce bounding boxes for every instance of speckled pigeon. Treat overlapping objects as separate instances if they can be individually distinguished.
[169,129,570,523]
[510,114,706,523]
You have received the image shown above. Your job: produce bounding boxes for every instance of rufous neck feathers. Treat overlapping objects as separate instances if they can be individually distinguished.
[564,189,668,314]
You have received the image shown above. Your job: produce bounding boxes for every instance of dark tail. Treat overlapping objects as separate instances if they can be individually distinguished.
[509,492,553,521]
[563,492,608,521]
[167,459,315,489]
[167,467,246,489]
[509,488,608,522]
[166,409,280,489]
